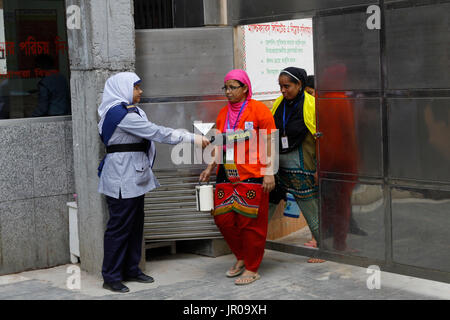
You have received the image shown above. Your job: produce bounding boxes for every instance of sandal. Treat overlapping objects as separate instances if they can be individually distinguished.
[226,264,245,278]
[235,273,261,285]
[307,258,326,263]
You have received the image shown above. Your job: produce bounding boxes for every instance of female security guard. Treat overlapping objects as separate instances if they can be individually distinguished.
[97,72,209,293]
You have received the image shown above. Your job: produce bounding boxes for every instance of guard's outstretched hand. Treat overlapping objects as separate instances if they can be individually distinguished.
[194,134,211,149]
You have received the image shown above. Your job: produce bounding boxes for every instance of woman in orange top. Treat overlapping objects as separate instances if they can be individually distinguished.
[199,69,276,285]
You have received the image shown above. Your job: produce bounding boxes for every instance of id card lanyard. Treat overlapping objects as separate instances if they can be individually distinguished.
[281,95,302,150]
[225,100,247,162]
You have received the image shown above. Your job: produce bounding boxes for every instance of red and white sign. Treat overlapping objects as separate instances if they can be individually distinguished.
[241,18,314,100]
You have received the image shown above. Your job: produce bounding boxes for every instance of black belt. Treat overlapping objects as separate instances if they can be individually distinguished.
[106,141,149,153]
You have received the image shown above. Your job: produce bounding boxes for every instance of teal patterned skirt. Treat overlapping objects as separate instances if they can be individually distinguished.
[277,144,319,242]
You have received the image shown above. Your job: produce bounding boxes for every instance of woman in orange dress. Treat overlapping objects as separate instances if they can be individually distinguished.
[199,69,276,285]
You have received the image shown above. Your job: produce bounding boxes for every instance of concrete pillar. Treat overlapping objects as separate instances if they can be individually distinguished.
[65,0,136,277]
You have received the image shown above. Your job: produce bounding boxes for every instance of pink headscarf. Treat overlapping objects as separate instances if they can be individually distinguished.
[224,69,252,131]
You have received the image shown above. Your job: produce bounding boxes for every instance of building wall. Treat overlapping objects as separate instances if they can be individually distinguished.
[231,0,450,282]
[0,116,74,275]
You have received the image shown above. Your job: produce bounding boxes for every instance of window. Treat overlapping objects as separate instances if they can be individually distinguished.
[134,0,173,29]
[0,0,70,120]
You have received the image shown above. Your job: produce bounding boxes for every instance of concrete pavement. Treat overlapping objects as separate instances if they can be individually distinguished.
[0,249,449,300]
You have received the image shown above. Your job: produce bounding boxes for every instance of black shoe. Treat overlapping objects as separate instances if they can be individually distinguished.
[103,281,130,293]
[124,273,155,283]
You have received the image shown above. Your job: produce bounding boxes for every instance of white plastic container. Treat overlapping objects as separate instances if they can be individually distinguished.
[195,184,214,212]
[67,201,80,263]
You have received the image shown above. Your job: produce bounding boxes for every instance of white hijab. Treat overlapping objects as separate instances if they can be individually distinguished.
[98,72,141,133]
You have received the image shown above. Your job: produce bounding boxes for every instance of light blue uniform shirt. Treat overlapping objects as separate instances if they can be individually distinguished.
[98,106,194,199]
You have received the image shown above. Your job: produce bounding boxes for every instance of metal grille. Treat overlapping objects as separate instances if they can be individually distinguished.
[144,166,222,242]
[134,0,173,29]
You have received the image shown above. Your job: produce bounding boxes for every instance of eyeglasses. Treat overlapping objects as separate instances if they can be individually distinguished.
[221,85,243,92]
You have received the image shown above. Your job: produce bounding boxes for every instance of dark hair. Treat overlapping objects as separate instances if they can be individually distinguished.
[280,67,307,91]
[281,73,299,84]
[306,75,315,89]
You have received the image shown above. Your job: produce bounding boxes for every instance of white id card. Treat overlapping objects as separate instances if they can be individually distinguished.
[281,136,289,149]
[245,121,254,130]
[226,146,234,162]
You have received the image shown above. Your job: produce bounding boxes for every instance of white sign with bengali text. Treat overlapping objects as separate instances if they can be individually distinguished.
[242,18,314,101]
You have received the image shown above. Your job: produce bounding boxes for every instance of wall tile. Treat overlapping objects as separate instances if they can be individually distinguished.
[31,122,68,197]
[34,195,71,268]
[389,98,450,182]
[0,200,36,275]
[320,180,385,260]
[0,126,34,202]
[392,187,450,273]
[386,4,450,89]
[316,12,380,91]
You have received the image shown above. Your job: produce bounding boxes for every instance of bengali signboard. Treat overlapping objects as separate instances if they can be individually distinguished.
[241,18,314,100]
[0,9,67,79]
